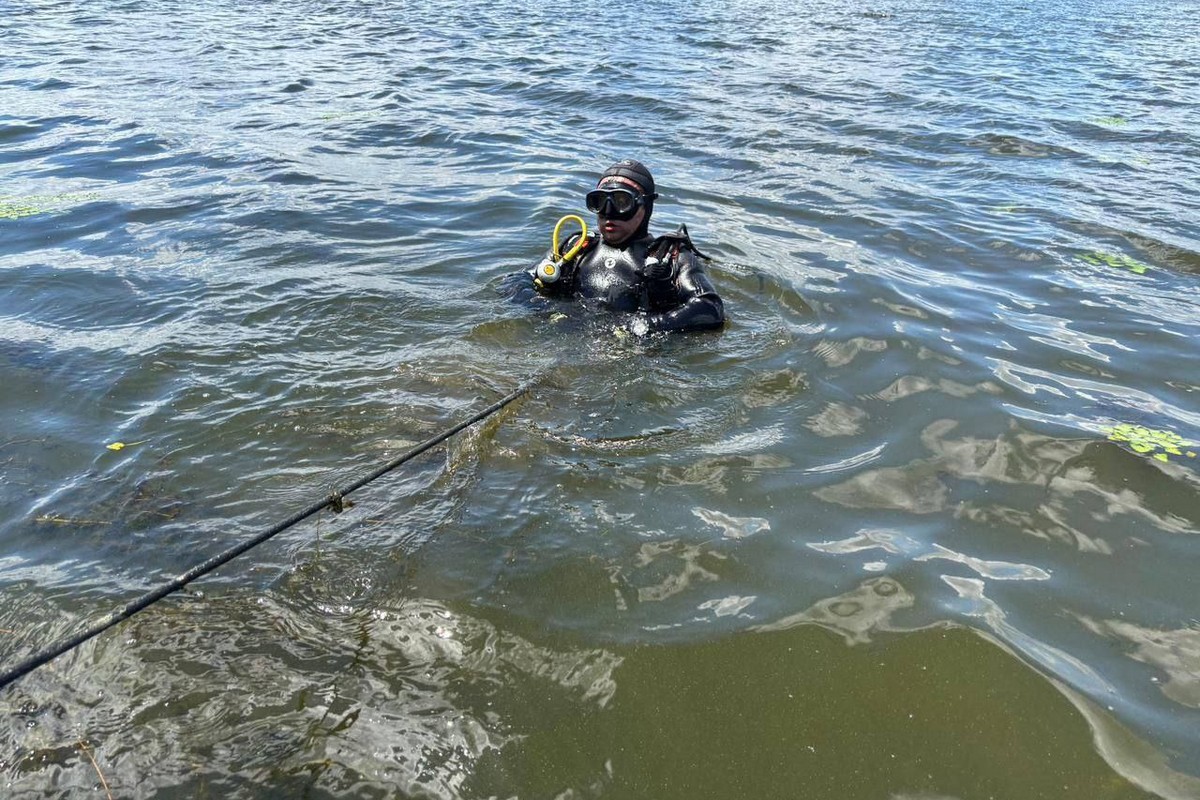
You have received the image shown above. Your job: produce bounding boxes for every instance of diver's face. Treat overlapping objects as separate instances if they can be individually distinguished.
[599,205,645,246]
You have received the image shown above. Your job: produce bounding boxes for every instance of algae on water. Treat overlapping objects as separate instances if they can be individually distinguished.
[1105,423,1197,463]
[1079,251,1150,275]
[0,192,99,220]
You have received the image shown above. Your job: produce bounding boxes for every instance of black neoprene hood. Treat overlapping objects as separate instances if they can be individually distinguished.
[598,159,658,198]
[597,159,658,241]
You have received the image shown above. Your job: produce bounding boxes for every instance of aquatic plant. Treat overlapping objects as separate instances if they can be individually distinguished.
[0,192,99,220]
[1079,251,1150,274]
[1104,423,1196,463]
[0,200,39,220]
[1091,116,1128,127]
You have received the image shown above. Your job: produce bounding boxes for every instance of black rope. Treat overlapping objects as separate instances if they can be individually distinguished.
[0,380,533,692]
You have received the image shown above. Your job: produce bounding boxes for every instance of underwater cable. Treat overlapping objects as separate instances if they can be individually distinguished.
[0,380,534,692]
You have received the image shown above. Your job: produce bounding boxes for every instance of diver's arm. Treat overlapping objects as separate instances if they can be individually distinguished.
[644,250,725,333]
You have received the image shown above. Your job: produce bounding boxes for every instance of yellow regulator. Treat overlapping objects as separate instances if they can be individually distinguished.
[534,215,588,287]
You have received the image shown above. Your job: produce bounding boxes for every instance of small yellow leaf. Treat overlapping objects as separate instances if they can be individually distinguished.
[106,439,146,451]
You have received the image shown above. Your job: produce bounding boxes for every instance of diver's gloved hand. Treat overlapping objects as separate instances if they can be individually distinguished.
[619,313,652,338]
[642,254,672,281]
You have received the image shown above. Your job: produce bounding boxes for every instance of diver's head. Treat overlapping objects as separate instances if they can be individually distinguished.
[586,159,657,246]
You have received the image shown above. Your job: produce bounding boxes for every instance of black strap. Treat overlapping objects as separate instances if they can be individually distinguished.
[648,224,713,263]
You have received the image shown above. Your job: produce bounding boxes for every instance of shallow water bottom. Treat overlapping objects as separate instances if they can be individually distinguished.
[466,624,1162,800]
[3,595,1181,799]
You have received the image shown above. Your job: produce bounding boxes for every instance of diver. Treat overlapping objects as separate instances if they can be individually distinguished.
[526,160,725,335]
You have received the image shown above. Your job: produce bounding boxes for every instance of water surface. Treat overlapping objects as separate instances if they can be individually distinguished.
[2,0,1199,797]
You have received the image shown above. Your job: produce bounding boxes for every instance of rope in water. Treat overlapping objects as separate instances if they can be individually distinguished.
[0,380,534,692]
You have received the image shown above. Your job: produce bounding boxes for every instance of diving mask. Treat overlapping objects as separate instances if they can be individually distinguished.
[585,187,646,221]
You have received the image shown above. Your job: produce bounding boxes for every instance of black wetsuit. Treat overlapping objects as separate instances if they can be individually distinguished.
[528,231,725,334]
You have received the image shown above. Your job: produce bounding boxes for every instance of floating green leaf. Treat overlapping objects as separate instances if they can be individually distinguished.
[1079,251,1150,274]
[1104,423,1196,463]
[0,192,99,220]
[1091,116,1128,127]
[0,201,40,220]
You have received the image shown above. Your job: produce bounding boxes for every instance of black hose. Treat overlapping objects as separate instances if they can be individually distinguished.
[0,380,533,692]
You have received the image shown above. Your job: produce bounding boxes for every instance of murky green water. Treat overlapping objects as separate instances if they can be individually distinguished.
[3,0,1199,797]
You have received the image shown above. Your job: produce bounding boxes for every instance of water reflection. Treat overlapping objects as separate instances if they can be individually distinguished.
[814,461,950,514]
[804,401,869,437]
[812,418,1200,547]
[0,594,622,798]
[657,453,791,495]
[4,0,1200,793]
[633,541,722,605]
[1075,616,1200,710]
[697,594,756,618]
[756,577,913,645]
[941,576,1200,800]
[691,506,770,540]
[809,530,1050,582]
[943,575,1112,695]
